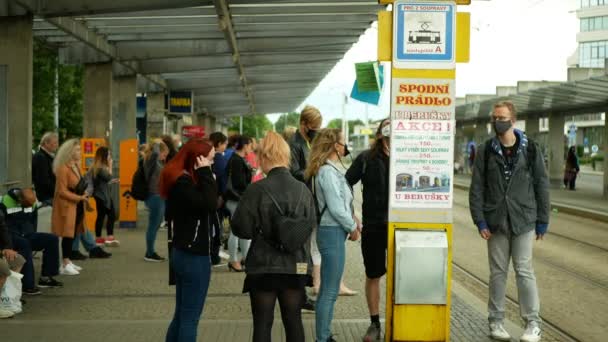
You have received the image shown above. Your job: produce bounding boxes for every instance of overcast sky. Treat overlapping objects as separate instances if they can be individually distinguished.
[269,0,579,126]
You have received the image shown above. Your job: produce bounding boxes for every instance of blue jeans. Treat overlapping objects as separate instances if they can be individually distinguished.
[315,225,348,341]
[11,232,59,290]
[72,229,98,252]
[166,248,211,342]
[145,194,165,256]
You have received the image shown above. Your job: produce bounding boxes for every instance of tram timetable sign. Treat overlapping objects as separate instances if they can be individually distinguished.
[393,1,456,69]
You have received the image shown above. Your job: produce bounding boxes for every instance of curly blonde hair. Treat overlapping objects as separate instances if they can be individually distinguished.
[304,128,342,181]
[52,138,80,174]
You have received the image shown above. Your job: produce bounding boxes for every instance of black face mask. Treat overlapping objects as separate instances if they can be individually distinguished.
[306,128,317,141]
[343,144,350,157]
[493,120,512,135]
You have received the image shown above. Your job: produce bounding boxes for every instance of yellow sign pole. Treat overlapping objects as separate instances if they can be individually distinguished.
[378,1,470,341]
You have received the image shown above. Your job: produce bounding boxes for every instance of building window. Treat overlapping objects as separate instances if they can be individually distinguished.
[579,41,608,67]
[581,0,608,7]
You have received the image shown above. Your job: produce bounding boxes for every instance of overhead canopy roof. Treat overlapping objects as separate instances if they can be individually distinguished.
[4,0,383,116]
[457,68,608,122]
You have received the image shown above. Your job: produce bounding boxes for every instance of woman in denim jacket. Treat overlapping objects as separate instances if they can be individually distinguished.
[305,128,361,342]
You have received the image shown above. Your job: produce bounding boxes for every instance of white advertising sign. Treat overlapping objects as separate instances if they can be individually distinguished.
[389,78,455,209]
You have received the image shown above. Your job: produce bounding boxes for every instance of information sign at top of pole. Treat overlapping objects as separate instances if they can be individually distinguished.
[393,1,456,69]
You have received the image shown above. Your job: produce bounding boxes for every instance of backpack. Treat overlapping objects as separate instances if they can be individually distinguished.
[130,160,149,201]
[311,177,327,225]
[261,184,313,253]
[483,137,536,177]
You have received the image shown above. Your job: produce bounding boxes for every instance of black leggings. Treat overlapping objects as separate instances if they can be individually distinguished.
[250,287,305,342]
[61,237,74,259]
[94,197,115,237]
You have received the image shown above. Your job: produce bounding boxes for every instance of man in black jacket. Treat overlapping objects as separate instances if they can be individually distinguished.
[346,119,390,342]
[288,105,322,313]
[32,132,58,205]
[469,101,549,342]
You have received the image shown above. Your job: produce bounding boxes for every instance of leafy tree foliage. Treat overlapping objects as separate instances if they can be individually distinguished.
[326,118,365,135]
[274,112,300,133]
[32,40,83,145]
[229,114,273,139]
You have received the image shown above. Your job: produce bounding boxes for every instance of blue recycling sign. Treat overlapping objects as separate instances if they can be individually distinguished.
[393,1,456,69]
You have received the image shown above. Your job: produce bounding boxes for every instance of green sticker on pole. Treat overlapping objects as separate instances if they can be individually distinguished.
[355,62,381,93]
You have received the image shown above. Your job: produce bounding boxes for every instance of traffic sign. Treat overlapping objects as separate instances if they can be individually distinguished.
[393,1,456,69]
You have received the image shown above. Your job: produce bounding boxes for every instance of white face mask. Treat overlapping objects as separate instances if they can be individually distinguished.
[381,125,391,138]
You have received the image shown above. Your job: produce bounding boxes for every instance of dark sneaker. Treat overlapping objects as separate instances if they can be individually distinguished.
[363,322,382,342]
[89,247,112,259]
[144,253,165,262]
[71,250,88,260]
[23,287,42,295]
[38,277,63,288]
[302,297,315,313]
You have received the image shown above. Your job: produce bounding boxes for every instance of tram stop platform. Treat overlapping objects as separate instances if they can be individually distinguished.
[454,168,608,223]
[2,205,562,342]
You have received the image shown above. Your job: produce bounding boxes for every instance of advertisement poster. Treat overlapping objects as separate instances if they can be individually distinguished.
[393,1,456,69]
[389,78,455,209]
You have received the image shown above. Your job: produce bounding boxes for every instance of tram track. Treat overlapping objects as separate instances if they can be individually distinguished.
[452,262,581,342]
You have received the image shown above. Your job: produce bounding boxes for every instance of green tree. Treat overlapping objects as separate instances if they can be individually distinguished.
[326,119,365,135]
[32,40,84,144]
[229,115,273,139]
[274,112,300,133]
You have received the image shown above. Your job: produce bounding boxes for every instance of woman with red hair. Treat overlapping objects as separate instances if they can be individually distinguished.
[160,138,218,342]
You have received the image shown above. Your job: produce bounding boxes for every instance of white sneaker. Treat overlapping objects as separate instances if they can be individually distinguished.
[489,322,511,341]
[0,307,14,319]
[60,263,80,276]
[69,262,83,271]
[520,322,541,342]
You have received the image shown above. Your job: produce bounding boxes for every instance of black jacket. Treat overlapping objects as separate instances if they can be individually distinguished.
[32,148,56,202]
[288,131,311,188]
[0,210,12,250]
[166,167,218,255]
[225,153,252,201]
[346,150,389,230]
[232,167,315,275]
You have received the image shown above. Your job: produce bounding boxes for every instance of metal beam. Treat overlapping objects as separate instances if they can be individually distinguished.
[214,0,255,114]
[115,39,231,59]
[13,0,211,17]
[236,22,371,31]
[230,4,382,15]
[82,17,219,27]
[139,55,235,74]
[44,16,166,89]
[232,14,375,25]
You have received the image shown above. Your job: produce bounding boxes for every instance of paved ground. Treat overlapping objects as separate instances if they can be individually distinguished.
[3,205,533,342]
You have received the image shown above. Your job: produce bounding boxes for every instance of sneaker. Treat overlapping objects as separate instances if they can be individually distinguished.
[38,277,63,288]
[363,322,382,342]
[95,237,106,246]
[0,307,14,319]
[71,250,88,260]
[159,221,168,231]
[60,263,80,276]
[69,262,83,271]
[144,253,165,262]
[89,247,112,259]
[23,287,42,295]
[520,322,541,342]
[104,237,120,247]
[489,322,511,341]
[302,297,315,313]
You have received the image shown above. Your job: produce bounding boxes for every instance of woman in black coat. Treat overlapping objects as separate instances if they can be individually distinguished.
[160,138,218,342]
[232,132,316,342]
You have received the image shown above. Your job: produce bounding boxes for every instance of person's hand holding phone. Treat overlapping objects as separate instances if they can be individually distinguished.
[194,155,211,170]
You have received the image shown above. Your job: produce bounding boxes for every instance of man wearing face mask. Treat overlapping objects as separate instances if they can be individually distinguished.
[345,118,390,342]
[288,105,323,313]
[469,101,549,342]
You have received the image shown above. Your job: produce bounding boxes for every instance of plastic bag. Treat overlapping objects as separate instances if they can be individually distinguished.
[0,271,23,314]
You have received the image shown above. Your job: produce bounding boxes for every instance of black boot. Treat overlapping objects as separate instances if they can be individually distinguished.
[89,247,112,258]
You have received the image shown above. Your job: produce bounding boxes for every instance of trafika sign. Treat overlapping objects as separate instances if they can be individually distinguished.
[393,1,456,69]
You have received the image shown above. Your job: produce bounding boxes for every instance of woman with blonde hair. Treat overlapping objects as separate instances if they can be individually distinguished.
[305,129,361,342]
[51,138,88,276]
[232,131,316,342]
[143,139,170,262]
